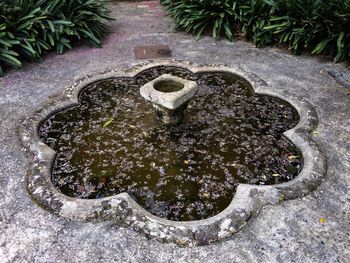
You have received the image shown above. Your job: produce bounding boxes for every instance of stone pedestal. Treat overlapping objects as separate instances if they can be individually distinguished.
[140,74,198,125]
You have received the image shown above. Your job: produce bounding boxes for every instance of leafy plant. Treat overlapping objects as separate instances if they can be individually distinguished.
[263,0,350,62]
[0,24,21,75]
[239,0,275,47]
[0,0,113,75]
[161,0,239,40]
[161,0,350,62]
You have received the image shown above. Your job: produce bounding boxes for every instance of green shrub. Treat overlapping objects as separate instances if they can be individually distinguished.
[161,0,238,40]
[0,0,113,75]
[161,0,350,62]
[264,0,350,62]
[238,0,274,47]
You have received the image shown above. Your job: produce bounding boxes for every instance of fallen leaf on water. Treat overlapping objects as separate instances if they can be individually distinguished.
[201,192,210,199]
[103,118,113,128]
[319,218,326,224]
[194,149,206,154]
[288,155,299,160]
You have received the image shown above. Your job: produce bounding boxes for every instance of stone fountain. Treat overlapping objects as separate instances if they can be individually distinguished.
[140,74,198,125]
[19,61,326,246]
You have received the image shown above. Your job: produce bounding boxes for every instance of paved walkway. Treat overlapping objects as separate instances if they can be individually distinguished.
[0,1,349,262]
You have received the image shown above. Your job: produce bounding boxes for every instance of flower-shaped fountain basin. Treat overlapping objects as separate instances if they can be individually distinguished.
[38,66,303,221]
[21,62,326,245]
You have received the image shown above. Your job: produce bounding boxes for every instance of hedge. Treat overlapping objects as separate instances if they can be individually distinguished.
[161,0,350,62]
[0,0,113,75]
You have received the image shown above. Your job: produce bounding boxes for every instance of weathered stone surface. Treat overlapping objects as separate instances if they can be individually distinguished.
[0,1,349,262]
[140,74,198,124]
[140,74,198,110]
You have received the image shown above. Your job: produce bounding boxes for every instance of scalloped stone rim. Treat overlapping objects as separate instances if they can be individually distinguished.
[19,60,326,246]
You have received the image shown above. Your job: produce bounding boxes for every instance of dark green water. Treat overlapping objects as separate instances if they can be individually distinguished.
[39,66,302,221]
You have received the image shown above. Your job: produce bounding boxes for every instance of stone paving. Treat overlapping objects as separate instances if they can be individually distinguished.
[0,1,349,262]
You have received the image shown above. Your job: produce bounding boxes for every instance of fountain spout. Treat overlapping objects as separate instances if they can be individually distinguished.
[140,74,198,125]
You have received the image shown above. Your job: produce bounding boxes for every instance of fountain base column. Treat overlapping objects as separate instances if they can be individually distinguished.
[153,102,188,125]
